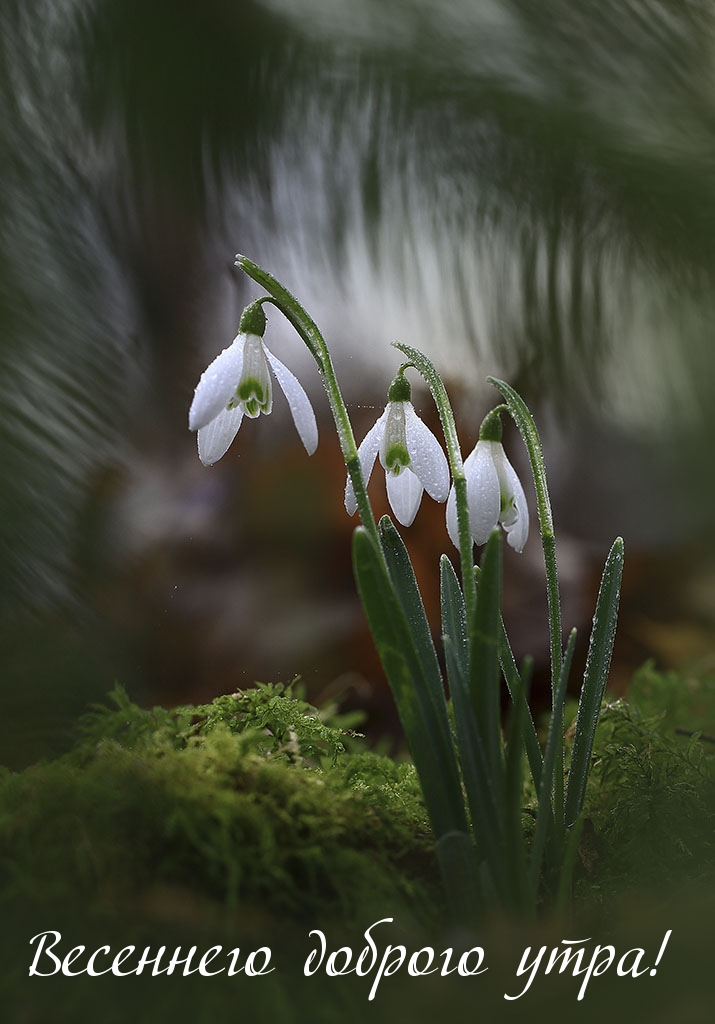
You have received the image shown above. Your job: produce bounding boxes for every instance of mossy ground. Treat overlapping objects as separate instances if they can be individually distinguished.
[1,682,438,928]
[2,669,715,1022]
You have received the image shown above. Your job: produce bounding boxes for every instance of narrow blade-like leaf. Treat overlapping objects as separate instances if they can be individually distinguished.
[443,634,506,900]
[564,537,624,827]
[504,658,532,912]
[439,554,468,682]
[469,530,503,785]
[435,830,482,924]
[442,550,507,899]
[352,526,467,838]
[529,628,577,896]
[497,615,544,791]
[380,516,447,723]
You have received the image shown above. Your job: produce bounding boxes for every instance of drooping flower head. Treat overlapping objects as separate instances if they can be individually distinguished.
[446,407,529,552]
[345,372,450,527]
[188,302,318,465]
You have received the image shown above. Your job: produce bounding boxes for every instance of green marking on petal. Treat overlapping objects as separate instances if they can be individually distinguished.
[384,443,410,473]
[237,377,267,404]
[380,400,410,474]
[500,495,518,526]
[237,334,272,417]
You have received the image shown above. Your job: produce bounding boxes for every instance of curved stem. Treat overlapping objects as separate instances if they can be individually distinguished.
[393,341,476,622]
[486,376,563,690]
[235,255,381,552]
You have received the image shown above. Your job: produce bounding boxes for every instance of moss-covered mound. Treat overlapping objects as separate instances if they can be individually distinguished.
[0,683,438,927]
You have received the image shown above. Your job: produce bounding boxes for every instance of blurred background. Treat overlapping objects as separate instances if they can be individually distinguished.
[3,0,715,768]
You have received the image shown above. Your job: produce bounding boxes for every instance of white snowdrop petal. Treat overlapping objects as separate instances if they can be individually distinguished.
[345,408,388,515]
[240,335,273,417]
[189,335,245,432]
[403,403,450,502]
[446,486,460,548]
[466,441,501,546]
[386,468,423,527]
[197,405,244,466]
[344,480,358,516]
[496,451,529,552]
[264,346,318,455]
[505,509,528,552]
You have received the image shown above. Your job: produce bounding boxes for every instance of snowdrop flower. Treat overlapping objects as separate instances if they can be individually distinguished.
[189,302,318,466]
[446,409,529,552]
[345,373,450,527]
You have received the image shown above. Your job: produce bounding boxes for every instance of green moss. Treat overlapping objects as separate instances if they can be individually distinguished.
[0,683,437,926]
[574,663,715,903]
[3,667,715,932]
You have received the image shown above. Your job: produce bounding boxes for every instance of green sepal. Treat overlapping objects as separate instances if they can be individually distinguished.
[238,300,266,337]
[478,407,504,442]
[387,374,411,403]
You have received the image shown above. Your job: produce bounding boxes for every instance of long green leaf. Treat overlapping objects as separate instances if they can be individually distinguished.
[469,530,503,786]
[379,516,447,724]
[529,628,577,897]
[441,548,507,901]
[352,526,467,839]
[564,537,624,827]
[443,634,506,901]
[497,615,544,791]
[504,657,531,913]
[435,831,482,924]
[439,555,468,682]
[556,815,586,917]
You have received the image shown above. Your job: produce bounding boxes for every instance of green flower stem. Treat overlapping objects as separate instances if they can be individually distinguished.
[235,255,381,553]
[393,342,477,623]
[486,377,563,691]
